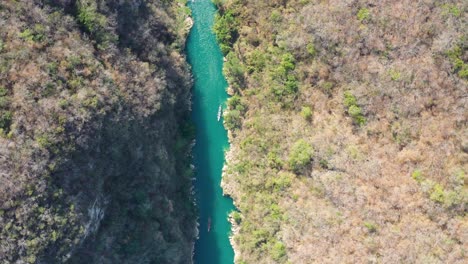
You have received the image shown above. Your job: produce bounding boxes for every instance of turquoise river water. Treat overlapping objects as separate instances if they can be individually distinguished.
[186,0,235,263]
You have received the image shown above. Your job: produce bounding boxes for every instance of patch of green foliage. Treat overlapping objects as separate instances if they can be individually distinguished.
[411,168,467,209]
[246,49,267,73]
[224,94,245,130]
[446,45,468,80]
[301,106,313,121]
[270,10,282,23]
[279,53,296,74]
[270,53,300,105]
[224,52,245,90]
[320,81,334,95]
[357,8,370,22]
[306,42,317,57]
[343,91,366,126]
[441,4,461,17]
[231,211,242,224]
[270,240,287,261]
[77,2,106,33]
[388,69,401,81]
[411,169,424,183]
[77,1,116,49]
[0,110,12,133]
[224,109,242,130]
[363,221,377,233]
[288,139,314,173]
[0,86,11,133]
[213,9,238,55]
[266,172,293,193]
[19,24,46,43]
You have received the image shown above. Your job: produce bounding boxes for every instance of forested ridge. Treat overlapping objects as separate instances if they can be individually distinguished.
[215,0,467,263]
[0,0,196,263]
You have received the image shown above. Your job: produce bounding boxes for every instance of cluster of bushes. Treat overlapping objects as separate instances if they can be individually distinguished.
[412,169,467,209]
[224,52,245,91]
[343,91,366,126]
[0,86,12,135]
[18,24,46,43]
[446,44,468,80]
[288,139,314,173]
[213,8,238,55]
[224,94,245,130]
[76,0,116,49]
[270,53,299,106]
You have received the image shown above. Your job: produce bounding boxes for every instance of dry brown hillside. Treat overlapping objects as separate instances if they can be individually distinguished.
[216,0,467,263]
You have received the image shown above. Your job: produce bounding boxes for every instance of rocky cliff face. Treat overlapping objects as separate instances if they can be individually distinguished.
[0,0,196,263]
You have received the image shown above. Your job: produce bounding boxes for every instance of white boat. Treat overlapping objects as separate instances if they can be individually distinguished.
[217,105,222,121]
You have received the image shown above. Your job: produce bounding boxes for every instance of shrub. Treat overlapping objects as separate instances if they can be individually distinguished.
[19,29,35,42]
[36,134,52,148]
[227,94,242,110]
[279,53,295,75]
[224,109,242,129]
[270,241,287,261]
[77,3,106,33]
[77,1,116,48]
[348,105,366,126]
[266,172,293,192]
[224,53,245,89]
[0,96,9,109]
[320,81,334,94]
[411,169,424,183]
[247,50,267,72]
[446,45,468,80]
[271,75,299,104]
[319,158,329,169]
[306,42,316,57]
[285,74,299,93]
[47,62,58,75]
[458,64,468,79]
[430,183,445,203]
[363,222,377,233]
[343,91,366,126]
[18,24,45,42]
[357,8,370,22]
[267,151,283,169]
[388,69,401,81]
[213,10,238,55]
[441,4,461,17]
[0,111,12,132]
[288,139,314,173]
[301,106,313,121]
[231,211,242,224]
[348,105,364,122]
[0,86,7,97]
[270,10,282,23]
[343,91,357,107]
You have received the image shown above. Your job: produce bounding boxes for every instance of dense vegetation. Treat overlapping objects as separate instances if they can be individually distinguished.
[0,0,196,263]
[216,0,467,263]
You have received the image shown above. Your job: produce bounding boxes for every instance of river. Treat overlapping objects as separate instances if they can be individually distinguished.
[186,0,235,263]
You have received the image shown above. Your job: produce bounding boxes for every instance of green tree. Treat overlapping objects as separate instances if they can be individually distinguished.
[213,10,238,54]
[288,139,314,173]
